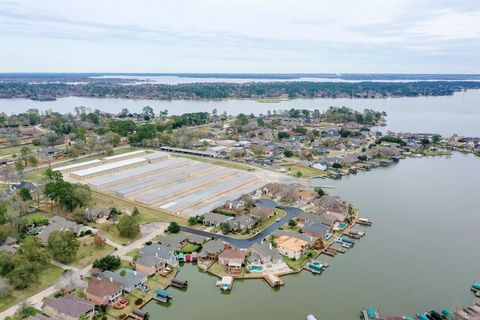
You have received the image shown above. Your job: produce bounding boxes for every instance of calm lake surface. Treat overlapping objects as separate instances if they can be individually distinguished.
[1,90,479,136]
[141,153,480,320]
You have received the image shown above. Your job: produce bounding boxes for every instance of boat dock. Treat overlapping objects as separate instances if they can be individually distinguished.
[152,289,172,303]
[264,273,285,287]
[216,276,234,290]
[304,261,324,274]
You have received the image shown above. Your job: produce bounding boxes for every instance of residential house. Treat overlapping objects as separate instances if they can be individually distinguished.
[312,195,348,222]
[248,243,282,265]
[198,239,226,261]
[249,207,275,222]
[275,235,309,260]
[136,243,178,275]
[38,216,85,244]
[298,211,337,228]
[228,215,257,231]
[85,276,123,305]
[218,248,246,274]
[42,295,94,320]
[159,233,207,251]
[102,269,148,293]
[9,181,37,193]
[301,222,330,239]
[202,212,233,227]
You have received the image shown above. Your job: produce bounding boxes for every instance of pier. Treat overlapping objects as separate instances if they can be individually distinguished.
[264,273,285,287]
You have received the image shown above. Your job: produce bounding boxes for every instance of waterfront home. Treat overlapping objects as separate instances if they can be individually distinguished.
[275,235,309,260]
[42,295,94,320]
[198,239,226,261]
[248,243,282,265]
[301,221,330,239]
[312,196,348,221]
[249,206,275,221]
[102,269,148,293]
[203,212,233,227]
[37,216,85,244]
[298,211,337,228]
[138,243,178,271]
[159,233,207,251]
[218,248,246,274]
[85,276,123,305]
[228,215,257,231]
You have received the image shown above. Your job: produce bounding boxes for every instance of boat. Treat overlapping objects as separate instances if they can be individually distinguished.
[357,218,373,226]
[416,313,429,320]
[305,261,323,274]
[360,307,379,319]
[153,289,172,303]
[441,309,454,318]
[306,315,317,320]
[171,278,188,288]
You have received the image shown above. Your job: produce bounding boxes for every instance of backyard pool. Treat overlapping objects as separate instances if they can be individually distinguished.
[248,266,264,272]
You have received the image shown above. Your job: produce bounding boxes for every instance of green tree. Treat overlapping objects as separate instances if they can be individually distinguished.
[28,155,38,167]
[288,219,297,227]
[332,162,343,169]
[220,222,231,234]
[92,255,121,271]
[283,150,294,157]
[0,205,7,225]
[117,215,140,238]
[19,187,32,202]
[421,138,430,146]
[166,222,180,234]
[48,230,80,264]
[314,187,325,197]
[132,207,140,216]
[295,171,303,177]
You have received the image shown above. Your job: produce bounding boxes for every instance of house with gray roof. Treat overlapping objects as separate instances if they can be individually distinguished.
[301,221,330,239]
[228,215,257,231]
[203,212,233,227]
[102,269,148,293]
[248,243,282,265]
[27,315,51,320]
[37,216,85,244]
[198,239,225,261]
[42,295,94,320]
[136,243,178,275]
[159,233,207,251]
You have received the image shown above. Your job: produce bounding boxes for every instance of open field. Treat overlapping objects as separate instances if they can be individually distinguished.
[171,153,254,171]
[71,236,116,268]
[0,143,34,157]
[282,163,329,178]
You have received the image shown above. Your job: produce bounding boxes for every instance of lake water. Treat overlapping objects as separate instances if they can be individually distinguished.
[1,90,479,136]
[141,152,480,320]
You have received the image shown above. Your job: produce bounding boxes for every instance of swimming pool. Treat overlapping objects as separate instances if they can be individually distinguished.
[337,223,347,230]
[249,266,264,272]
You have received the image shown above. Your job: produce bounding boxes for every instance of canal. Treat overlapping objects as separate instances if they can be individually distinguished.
[142,152,480,320]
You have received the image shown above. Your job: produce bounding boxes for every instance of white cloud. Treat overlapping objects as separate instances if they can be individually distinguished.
[0,0,478,72]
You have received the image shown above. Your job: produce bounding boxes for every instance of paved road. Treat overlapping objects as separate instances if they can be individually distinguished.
[0,221,168,319]
[181,200,304,249]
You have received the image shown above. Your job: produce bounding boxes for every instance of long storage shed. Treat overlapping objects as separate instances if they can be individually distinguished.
[103,150,146,163]
[70,157,148,180]
[53,159,103,173]
[88,158,190,188]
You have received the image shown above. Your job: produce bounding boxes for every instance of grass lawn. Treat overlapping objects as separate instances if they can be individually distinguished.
[0,264,64,312]
[95,223,140,245]
[126,248,139,258]
[179,243,200,253]
[283,255,309,271]
[282,163,328,178]
[171,154,253,171]
[207,261,228,278]
[91,190,187,225]
[71,236,116,268]
[0,143,34,157]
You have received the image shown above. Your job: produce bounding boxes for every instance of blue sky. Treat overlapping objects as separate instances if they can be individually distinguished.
[0,0,479,73]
